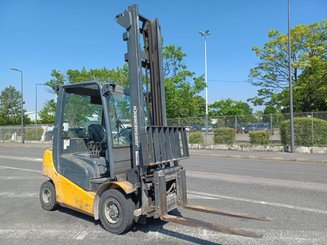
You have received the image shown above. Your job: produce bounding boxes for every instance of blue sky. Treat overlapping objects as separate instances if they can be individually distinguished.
[1,0,326,114]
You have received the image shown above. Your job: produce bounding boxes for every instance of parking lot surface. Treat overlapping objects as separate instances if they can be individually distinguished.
[0,144,326,244]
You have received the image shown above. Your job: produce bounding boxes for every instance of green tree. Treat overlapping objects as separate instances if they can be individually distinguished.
[209,99,254,127]
[45,45,205,119]
[293,60,327,111]
[249,20,327,112]
[45,70,65,93]
[0,86,30,125]
[67,66,129,87]
[44,67,130,125]
[38,99,56,124]
[45,66,129,91]
[193,95,206,117]
[209,99,253,117]
[163,45,206,118]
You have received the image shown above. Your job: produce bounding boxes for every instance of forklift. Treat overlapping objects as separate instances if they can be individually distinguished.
[40,5,270,238]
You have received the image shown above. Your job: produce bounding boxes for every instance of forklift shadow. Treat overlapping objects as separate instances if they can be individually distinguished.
[57,206,100,225]
[56,207,222,244]
[133,210,223,245]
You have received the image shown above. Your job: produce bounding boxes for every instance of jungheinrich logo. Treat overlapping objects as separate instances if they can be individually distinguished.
[133,105,139,148]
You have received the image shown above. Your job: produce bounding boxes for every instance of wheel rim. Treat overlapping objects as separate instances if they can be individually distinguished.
[104,198,121,224]
[42,188,51,204]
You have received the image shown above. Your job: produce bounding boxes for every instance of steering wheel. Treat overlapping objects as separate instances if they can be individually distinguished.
[114,127,132,145]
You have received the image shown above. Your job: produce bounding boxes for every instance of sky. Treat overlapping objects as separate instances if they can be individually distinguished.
[0,0,326,115]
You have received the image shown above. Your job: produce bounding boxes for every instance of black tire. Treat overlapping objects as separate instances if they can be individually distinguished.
[99,189,135,234]
[40,180,58,211]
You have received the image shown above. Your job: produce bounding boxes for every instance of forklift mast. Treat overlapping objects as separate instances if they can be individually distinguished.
[116,5,189,175]
[116,7,270,238]
[116,5,166,126]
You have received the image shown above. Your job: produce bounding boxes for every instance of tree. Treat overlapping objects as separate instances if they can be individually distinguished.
[209,99,254,127]
[0,86,30,126]
[209,99,253,117]
[293,60,327,111]
[193,95,206,117]
[66,66,129,87]
[163,45,206,118]
[45,70,65,93]
[45,66,129,92]
[38,99,56,124]
[249,20,327,112]
[45,45,206,119]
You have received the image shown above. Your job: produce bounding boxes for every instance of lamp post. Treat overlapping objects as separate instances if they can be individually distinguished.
[199,30,210,141]
[288,0,295,152]
[10,67,24,144]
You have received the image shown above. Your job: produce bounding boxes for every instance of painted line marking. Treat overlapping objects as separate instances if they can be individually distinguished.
[0,227,325,244]
[187,193,219,200]
[75,231,88,240]
[188,191,327,215]
[0,166,41,173]
[1,157,326,216]
[0,155,42,162]
[187,170,327,192]
[0,192,38,198]
[0,176,44,180]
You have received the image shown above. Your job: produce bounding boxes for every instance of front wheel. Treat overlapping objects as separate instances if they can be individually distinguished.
[40,180,58,211]
[99,189,135,234]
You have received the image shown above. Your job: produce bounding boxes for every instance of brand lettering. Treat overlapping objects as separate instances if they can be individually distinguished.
[133,106,139,148]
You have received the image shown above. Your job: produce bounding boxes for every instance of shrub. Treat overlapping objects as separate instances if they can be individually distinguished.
[213,128,236,144]
[249,130,270,145]
[280,117,327,146]
[188,132,204,144]
[24,128,44,141]
[1,129,12,141]
[0,127,21,141]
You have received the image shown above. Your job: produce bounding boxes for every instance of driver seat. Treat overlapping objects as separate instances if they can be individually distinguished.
[88,124,107,157]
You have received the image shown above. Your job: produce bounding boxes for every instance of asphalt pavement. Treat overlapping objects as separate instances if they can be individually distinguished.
[0,144,326,244]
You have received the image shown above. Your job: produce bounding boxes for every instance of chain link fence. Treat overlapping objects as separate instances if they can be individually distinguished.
[0,125,53,143]
[167,111,327,146]
[0,111,326,146]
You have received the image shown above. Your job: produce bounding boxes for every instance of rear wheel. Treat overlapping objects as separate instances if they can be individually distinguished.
[40,180,58,211]
[99,189,135,234]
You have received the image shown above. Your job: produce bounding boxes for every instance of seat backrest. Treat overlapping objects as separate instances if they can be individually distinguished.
[88,124,107,143]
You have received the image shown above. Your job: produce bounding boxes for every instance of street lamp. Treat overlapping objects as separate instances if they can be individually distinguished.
[10,67,24,144]
[199,30,211,141]
[288,0,295,152]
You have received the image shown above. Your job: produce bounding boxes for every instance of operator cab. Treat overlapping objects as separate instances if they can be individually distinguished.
[52,81,132,191]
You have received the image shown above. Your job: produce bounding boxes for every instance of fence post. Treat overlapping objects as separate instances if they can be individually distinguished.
[312,112,314,146]
[35,124,38,141]
[270,114,273,134]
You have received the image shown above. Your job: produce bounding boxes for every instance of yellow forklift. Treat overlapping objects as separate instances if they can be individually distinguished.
[40,5,270,237]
